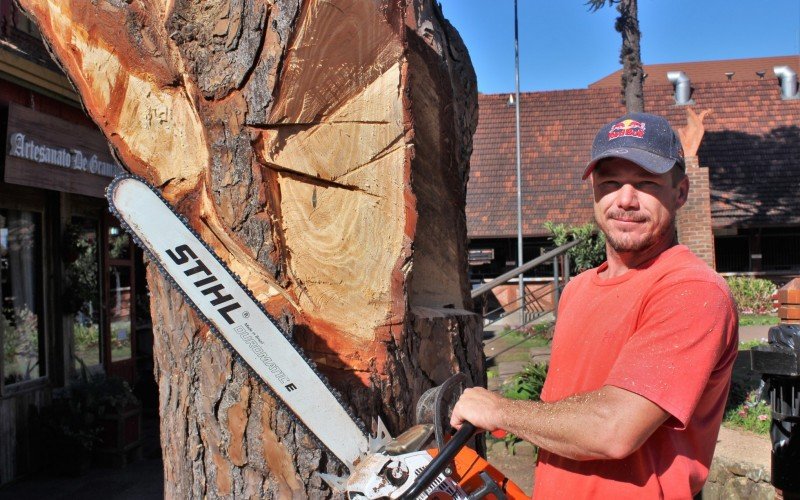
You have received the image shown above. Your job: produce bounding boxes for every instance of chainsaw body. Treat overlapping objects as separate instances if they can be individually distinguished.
[345,438,527,499]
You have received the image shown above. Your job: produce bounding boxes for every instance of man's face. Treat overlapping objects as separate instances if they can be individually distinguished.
[591,158,689,254]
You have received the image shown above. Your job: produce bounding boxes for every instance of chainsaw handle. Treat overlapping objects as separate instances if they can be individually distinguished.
[399,421,476,499]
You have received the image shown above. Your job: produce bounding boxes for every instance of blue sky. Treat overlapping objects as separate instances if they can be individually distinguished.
[438,0,800,93]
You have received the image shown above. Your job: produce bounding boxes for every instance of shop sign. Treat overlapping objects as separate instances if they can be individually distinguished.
[4,103,123,198]
[7,132,121,177]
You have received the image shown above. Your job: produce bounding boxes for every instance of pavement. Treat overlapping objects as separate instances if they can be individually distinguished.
[738,324,771,343]
[0,325,775,498]
[0,456,164,500]
[0,415,164,500]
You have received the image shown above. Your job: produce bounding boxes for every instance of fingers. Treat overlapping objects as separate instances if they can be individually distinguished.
[450,388,503,432]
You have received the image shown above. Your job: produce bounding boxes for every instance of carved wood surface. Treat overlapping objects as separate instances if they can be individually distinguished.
[18,0,480,496]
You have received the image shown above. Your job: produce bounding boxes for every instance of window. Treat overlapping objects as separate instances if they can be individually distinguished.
[715,236,749,273]
[762,233,800,272]
[65,216,102,369]
[108,265,132,362]
[1,209,45,386]
[106,222,134,364]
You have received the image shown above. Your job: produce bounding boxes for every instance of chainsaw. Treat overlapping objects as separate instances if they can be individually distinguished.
[107,175,526,499]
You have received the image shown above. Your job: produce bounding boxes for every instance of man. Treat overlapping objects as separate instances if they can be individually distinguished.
[451,112,738,499]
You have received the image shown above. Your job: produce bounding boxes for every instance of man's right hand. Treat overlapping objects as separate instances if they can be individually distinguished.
[450,387,506,432]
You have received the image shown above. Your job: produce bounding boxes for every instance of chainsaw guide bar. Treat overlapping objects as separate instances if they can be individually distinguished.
[106,174,377,473]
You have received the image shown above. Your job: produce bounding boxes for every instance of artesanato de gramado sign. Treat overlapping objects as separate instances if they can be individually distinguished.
[8,132,122,178]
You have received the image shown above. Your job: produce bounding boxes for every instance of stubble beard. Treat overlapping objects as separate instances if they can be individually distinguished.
[598,210,676,254]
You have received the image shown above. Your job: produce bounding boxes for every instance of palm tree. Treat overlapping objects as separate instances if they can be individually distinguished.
[587,0,644,112]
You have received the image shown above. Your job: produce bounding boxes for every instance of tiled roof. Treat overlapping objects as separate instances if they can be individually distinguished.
[590,55,799,88]
[701,80,800,228]
[467,72,800,238]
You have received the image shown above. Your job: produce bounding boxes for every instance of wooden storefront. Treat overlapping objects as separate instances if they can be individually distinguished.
[0,98,151,483]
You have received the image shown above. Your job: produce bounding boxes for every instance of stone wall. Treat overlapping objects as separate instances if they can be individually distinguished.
[703,457,774,499]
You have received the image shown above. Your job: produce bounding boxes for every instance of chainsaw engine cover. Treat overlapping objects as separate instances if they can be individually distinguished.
[345,451,466,499]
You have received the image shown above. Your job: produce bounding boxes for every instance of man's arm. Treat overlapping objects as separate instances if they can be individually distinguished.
[450,385,669,461]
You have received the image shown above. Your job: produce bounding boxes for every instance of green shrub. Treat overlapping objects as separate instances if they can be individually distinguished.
[497,362,548,455]
[73,323,99,348]
[726,277,777,314]
[502,362,548,401]
[724,389,770,435]
[544,222,606,273]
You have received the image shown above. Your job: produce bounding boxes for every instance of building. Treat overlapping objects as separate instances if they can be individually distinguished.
[467,55,800,284]
[0,1,153,483]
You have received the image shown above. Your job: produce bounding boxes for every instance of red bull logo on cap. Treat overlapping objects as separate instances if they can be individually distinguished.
[608,119,646,140]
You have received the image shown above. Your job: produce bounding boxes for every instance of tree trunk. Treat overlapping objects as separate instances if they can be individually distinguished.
[616,0,644,112]
[17,0,481,496]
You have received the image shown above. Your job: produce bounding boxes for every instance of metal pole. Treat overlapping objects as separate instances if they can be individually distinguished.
[514,0,524,323]
[552,255,560,318]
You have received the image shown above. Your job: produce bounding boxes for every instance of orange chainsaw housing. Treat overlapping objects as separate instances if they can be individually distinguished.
[426,447,528,499]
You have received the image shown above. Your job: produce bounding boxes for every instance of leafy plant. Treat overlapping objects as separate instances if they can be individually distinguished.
[544,222,606,273]
[2,305,41,382]
[109,230,130,260]
[37,372,127,475]
[726,277,777,315]
[39,396,101,452]
[73,323,99,349]
[38,370,141,474]
[502,363,549,401]
[498,362,549,455]
[724,389,770,435]
[69,373,140,416]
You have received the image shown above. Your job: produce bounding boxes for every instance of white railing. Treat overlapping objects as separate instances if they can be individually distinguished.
[472,239,580,362]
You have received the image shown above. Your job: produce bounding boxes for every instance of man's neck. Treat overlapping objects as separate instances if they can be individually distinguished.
[600,236,678,279]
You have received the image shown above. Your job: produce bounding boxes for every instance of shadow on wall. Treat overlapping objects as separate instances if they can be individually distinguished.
[702,126,800,227]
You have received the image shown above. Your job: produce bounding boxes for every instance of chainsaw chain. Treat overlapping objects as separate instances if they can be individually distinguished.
[106,173,369,469]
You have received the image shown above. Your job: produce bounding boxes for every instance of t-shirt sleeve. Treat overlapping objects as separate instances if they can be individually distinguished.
[604,279,737,428]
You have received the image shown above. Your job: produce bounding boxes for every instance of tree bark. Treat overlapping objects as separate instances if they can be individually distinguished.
[17,0,480,496]
[616,0,644,112]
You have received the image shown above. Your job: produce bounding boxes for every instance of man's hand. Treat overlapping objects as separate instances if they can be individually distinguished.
[450,387,506,432]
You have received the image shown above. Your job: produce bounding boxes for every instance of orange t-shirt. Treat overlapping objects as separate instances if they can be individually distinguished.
[533,245,738,499]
